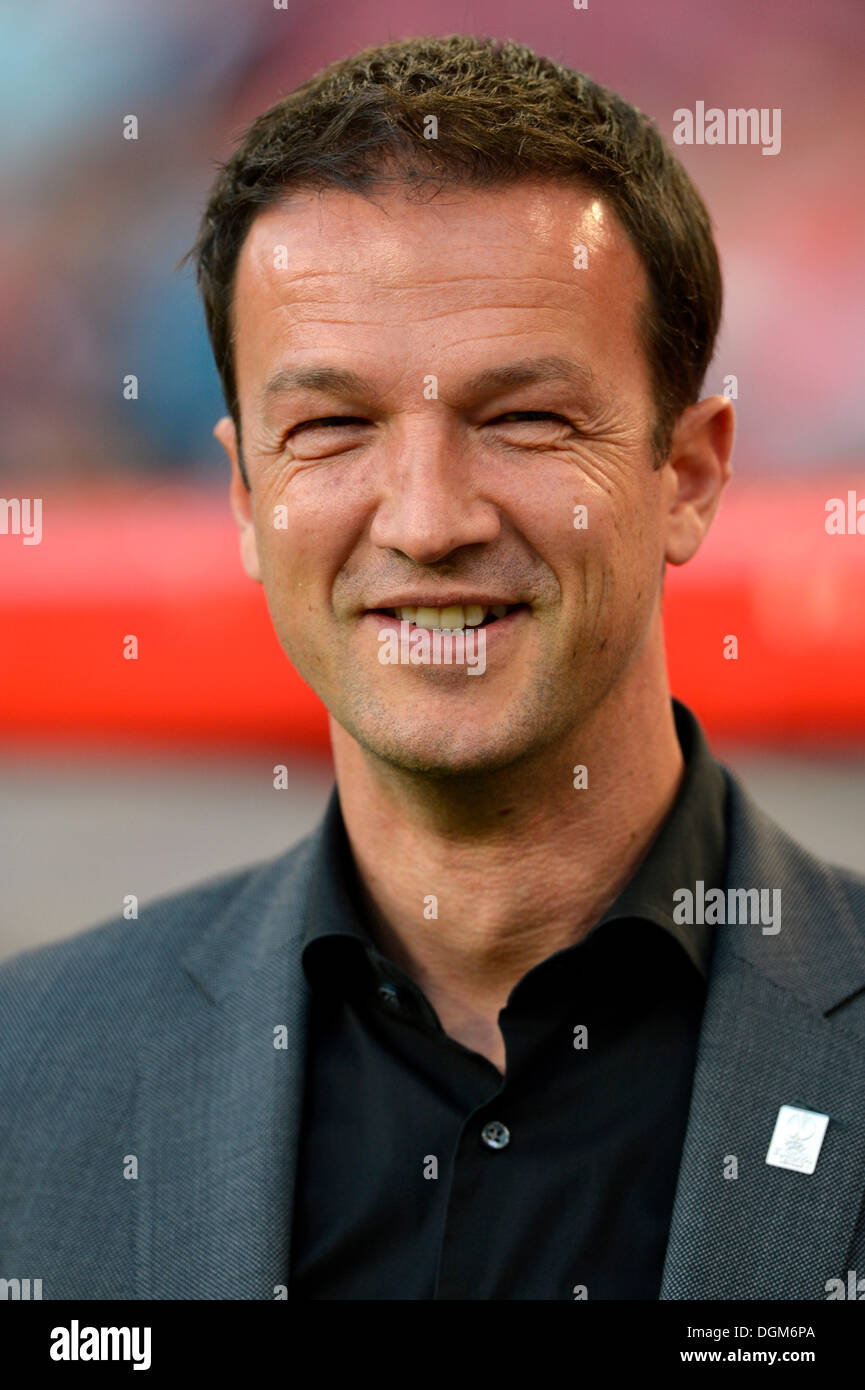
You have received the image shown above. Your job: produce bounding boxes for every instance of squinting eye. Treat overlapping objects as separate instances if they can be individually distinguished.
[291,416,368,433]
[492,411,572,426]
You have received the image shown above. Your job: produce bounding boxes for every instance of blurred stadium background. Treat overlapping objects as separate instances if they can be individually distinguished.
[2,0,863,960]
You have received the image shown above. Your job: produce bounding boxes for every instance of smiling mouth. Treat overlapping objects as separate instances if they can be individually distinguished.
[371,603,527,631]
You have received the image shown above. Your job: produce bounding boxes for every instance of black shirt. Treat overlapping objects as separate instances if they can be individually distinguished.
[289,698,728,1300]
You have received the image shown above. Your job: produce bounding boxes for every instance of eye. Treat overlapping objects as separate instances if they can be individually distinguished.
[491,411,573,427]
[290,415,368,434]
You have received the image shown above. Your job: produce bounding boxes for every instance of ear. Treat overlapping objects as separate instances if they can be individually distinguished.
[662,395,735,566]
[214,415,262,583]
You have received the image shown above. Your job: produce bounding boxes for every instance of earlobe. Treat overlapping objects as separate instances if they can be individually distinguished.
[663,395,734,567]
[214,415,262,584]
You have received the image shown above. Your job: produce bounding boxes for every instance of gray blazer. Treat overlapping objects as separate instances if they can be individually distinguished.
[2,764,865,1300]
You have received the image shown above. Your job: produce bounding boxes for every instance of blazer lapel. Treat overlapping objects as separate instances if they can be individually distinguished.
[661,770,865,1299]
[134,832,321,1299]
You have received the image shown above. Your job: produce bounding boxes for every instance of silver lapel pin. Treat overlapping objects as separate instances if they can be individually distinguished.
[766,1104,830,1174]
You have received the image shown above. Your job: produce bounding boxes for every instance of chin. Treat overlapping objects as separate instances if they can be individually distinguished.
[350,711,541,778]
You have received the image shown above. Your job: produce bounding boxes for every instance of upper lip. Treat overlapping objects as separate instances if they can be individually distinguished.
[367,595,524,609]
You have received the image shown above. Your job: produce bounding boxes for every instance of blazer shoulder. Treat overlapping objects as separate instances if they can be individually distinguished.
[829,855,865,896]
[724,763,865,899]
[722,766,865,1004]
[0,831,316,1058]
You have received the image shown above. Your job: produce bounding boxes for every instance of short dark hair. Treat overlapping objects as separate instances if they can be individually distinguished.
[184,34,722,483]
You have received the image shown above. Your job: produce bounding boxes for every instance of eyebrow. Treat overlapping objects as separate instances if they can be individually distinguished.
[258,354,600,415]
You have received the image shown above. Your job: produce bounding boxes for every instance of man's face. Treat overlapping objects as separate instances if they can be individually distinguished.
[221,179,680,774]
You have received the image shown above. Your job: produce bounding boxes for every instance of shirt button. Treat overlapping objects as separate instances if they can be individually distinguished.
[481,1120,511,1150]
[376,981,401,1010]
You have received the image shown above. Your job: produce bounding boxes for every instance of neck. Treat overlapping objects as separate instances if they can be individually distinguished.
[329,664,684,1045]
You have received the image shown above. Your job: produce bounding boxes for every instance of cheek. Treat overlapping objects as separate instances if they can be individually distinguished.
[601,469,664,562]
[517,443,655,552]
[256,463,371,567]
[549,499,660,629]
[253,492,342,593]
[253,524,322,641]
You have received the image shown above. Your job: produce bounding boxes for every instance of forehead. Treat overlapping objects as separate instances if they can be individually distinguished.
[230,179,650,404]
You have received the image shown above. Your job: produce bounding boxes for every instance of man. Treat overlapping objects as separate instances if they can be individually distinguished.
[2,35,865,1302]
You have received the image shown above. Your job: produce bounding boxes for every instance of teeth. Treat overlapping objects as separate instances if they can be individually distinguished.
[394,603,495,630]
[439,605,467,629]
[415,606,449,629]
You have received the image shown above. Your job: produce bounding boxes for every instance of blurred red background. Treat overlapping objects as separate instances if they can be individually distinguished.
[3,479,864,750]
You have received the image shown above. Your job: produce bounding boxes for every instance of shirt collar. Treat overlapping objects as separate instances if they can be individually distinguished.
[300,697,728,986]
[589,697,728,978]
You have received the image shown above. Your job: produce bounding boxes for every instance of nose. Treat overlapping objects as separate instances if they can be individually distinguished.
[369,419,501,563]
